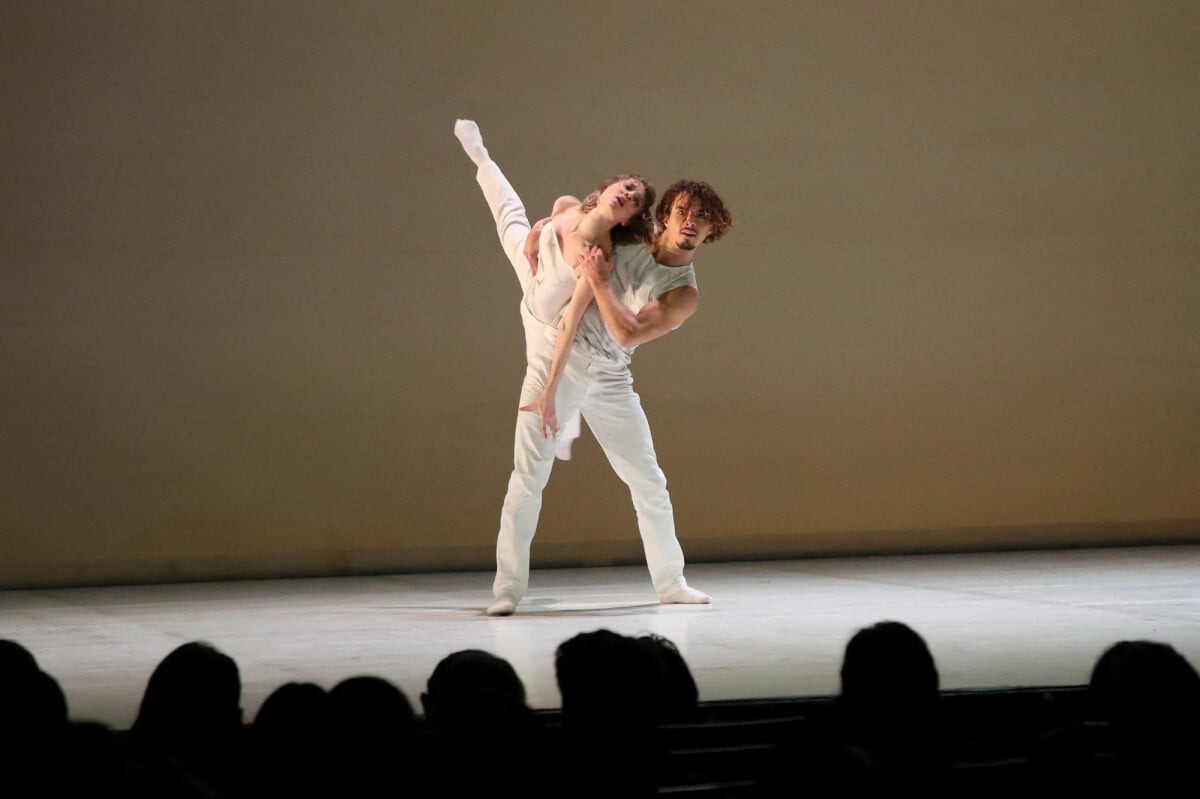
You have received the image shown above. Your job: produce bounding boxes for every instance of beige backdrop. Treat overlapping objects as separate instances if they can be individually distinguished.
[3,1,1198,588]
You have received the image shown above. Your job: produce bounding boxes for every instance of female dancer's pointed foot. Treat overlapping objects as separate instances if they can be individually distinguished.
[454,119,489,166]
[486,595,517,616]
[659,586,711,605]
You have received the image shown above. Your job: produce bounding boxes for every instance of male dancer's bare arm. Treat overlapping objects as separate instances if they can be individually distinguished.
[519,273,593,438]
[523,218,548,274]
[578,245,699,348]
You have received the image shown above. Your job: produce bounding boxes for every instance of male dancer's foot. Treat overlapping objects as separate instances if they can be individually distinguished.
[486,594,518,616]
[659,585,711,605]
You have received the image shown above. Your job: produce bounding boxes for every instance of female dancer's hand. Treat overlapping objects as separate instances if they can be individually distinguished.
[519,392,557,439]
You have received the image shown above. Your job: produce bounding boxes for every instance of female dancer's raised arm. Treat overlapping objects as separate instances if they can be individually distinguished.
[518,261,594,437]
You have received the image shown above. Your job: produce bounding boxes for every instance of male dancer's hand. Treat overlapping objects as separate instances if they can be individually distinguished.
[519,391,557,439]
[524,217,548,276]
[578,244,613,287]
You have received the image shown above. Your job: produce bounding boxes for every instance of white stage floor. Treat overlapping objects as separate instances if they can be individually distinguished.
[3,544,1199,730]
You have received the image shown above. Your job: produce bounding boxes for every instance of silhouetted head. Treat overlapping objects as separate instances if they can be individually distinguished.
[840,620,939,711]
[636,634,699,723]
[835,619,944,777]
[0,640,40,676]
[253,681,329,741]
[421,649,529,736]
[1,666,68,749]
[327,675,415,744]
[1087,639,1200,735]
[128,640,243,796]
[322,675,416,794]
[554,629,663,796]
[0,640,67,737]
[555,629,659,733]
[248,682,329,796]
[132,641,243,742]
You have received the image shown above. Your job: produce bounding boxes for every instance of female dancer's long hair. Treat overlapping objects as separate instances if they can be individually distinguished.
[579,174,657,246]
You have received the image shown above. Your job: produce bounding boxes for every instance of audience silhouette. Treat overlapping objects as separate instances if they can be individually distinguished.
[247,681,329,799]
[1034,638,1200,791]
[775,620,947,792]
[0,639,40,675]
[420,649,543,794]
[130,640,246,797]
[636,633,701,724]
[3,623,1197,796]
[0,644,67,741]
[555,629,663,797]
[323,674,416,797]
[1,639,70,795]
[421,649,530,738]
[837,619,945,774]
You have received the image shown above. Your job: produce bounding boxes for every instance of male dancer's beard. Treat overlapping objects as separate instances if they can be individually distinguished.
[678,238,698,251]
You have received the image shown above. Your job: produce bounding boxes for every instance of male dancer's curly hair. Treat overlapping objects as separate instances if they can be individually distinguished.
[579,174,657,245]
[656,180,733,243]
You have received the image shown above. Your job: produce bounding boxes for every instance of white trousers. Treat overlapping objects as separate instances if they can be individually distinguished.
[494,345,689,602]
[471,159,690,601]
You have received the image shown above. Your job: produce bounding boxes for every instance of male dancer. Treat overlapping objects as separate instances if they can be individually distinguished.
[455,121,732,616]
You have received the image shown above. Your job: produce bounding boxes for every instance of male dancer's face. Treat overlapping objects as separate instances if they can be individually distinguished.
[661,194,713,252]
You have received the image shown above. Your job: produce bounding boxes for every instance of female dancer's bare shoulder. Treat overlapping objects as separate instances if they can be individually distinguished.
[551,195,581,217]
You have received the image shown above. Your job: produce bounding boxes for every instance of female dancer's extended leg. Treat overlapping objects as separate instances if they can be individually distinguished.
[455,119,533,294]
[456,119,581,460]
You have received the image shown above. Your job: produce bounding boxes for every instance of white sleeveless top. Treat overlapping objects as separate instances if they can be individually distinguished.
[523,221,578,326]
[573,243,699,367]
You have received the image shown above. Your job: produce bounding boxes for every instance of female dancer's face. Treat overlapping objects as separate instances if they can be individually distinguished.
[598,178,647,226]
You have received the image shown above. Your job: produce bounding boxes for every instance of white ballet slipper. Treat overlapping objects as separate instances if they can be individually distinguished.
[454,119,489,166]
[486,595,518,616]
[659,585,711,605]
